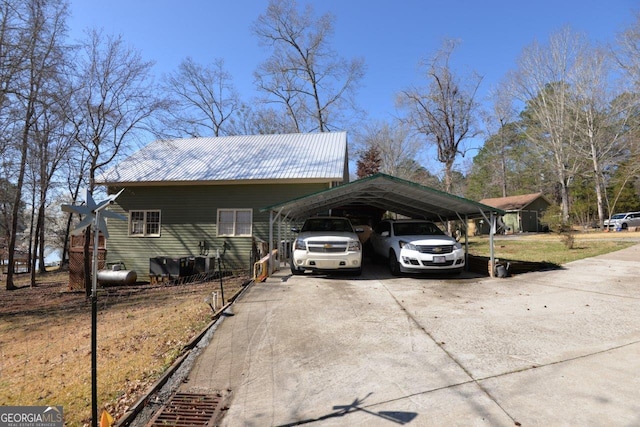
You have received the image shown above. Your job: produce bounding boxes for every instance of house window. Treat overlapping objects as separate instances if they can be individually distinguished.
[217,209,252,237]
[129,210,161,237]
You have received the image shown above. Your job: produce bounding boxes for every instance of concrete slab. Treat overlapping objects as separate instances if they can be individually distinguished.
[181,244,640,426]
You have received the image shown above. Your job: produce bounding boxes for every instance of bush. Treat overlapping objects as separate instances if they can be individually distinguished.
[561,231,575,249]
[540,204,564,233]
[541,204,575,248]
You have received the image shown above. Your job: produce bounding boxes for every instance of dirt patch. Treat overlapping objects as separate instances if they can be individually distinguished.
[0,270,248,426]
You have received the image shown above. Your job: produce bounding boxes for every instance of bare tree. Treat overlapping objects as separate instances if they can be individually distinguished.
[70,29,164,192]
[252,0,365,133]
[160,57,240,138]
[615,11,640,91]
[607,13,640,217]
[507,27,587,222]
[68,29,164,293]
[59,144,90,267]
[482,81,520,197]
[3,0,69,290]
[227,103,298,135]
[355,120,424,181]
[572,43,635,228]
[604,142,640,217]
[29,96,74,283]
[399,39,482,193]
[0,0,26,288]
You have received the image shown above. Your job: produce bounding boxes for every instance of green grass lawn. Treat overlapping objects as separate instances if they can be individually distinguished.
[467,232,638,265]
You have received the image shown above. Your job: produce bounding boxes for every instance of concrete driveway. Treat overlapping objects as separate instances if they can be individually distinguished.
[181,245,640,426]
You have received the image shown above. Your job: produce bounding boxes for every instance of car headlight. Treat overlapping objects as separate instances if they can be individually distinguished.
[399,241,418,251]
[348,240,361,251]
[294,238,306,250]
[454,242,462,250]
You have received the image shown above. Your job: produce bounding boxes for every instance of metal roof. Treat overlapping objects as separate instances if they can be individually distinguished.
[97,132,348,185]
[262,173,506,222]
[480,192,551,211]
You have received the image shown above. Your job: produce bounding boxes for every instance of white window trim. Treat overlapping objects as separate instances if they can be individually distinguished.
[129,210,161,237]
[217,208,253,237]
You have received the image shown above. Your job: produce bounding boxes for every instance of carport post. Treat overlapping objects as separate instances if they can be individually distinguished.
[277,212,281,268]
[489,211,496,278]
[268,207,286,275]
[453,211,470,271]
[268,210,274,275]
[464,214,469,270]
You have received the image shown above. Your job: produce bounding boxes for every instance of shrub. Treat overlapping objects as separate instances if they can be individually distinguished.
[540,204,564,233]
[541,204,575,248]
[561,231,575,249]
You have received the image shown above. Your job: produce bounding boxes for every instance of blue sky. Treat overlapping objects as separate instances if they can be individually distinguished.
[67,0,638,168]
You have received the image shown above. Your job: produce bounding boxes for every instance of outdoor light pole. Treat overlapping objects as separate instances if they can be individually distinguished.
[90,207,103,427]
[62,189,125,427]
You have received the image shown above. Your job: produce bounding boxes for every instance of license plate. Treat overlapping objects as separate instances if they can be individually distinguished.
[315,260,339,268]
[433,256,446,263]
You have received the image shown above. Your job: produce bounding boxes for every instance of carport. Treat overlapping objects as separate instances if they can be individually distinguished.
[261,173,506,276]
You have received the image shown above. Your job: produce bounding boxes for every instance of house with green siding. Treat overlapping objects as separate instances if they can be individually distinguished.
[96,132,349,281]
[478,193,552,234]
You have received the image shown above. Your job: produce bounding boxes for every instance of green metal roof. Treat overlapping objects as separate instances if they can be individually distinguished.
[262,173,505,221]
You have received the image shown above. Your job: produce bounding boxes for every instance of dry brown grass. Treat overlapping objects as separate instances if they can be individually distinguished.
[0,271,246,426]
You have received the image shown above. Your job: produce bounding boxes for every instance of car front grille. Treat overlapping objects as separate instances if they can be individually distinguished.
[422,260,455,266]
[307,241,348,253]
[416,245,454,254]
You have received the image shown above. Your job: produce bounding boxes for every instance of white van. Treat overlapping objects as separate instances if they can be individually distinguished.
[604,211,640,230]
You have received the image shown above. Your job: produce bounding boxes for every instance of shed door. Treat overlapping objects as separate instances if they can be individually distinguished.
[521,210,539,232]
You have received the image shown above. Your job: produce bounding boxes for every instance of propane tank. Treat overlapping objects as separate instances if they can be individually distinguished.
[97,263,137,285]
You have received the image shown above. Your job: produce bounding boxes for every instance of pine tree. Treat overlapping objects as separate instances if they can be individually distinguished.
[356,146,382,178]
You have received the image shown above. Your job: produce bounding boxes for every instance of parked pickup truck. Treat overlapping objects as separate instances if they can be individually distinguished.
[290,216,363,276]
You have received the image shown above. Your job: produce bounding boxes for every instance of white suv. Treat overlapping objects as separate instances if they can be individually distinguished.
[604,212,640,231]
[370,219,465,275]
[290,217,363,276]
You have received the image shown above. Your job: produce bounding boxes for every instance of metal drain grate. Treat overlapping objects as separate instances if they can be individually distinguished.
[147,392,224,426]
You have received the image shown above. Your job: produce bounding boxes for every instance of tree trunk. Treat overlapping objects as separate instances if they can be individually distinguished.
[61,213,72,268]
[5,108,33,290]
[37,204,46,273]
[560,180,570,224]
[30,210,41,287]
[444,160,455,235]
[444,160,454,193]
[590,144,605,229]
[62,172,85,268]
[500,132,508,197]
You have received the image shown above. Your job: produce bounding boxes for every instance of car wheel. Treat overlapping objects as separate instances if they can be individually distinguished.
[352,267,362,276]
[290,264,303,275]
[622,223,628,230]
[388,250,401,276]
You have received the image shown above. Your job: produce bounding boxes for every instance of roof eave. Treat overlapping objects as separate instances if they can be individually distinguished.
[98,177,345,187]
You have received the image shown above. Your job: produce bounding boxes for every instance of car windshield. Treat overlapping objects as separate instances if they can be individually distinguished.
[611,214,626,219]
[393,222,444,236]
[301,218,354,233]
